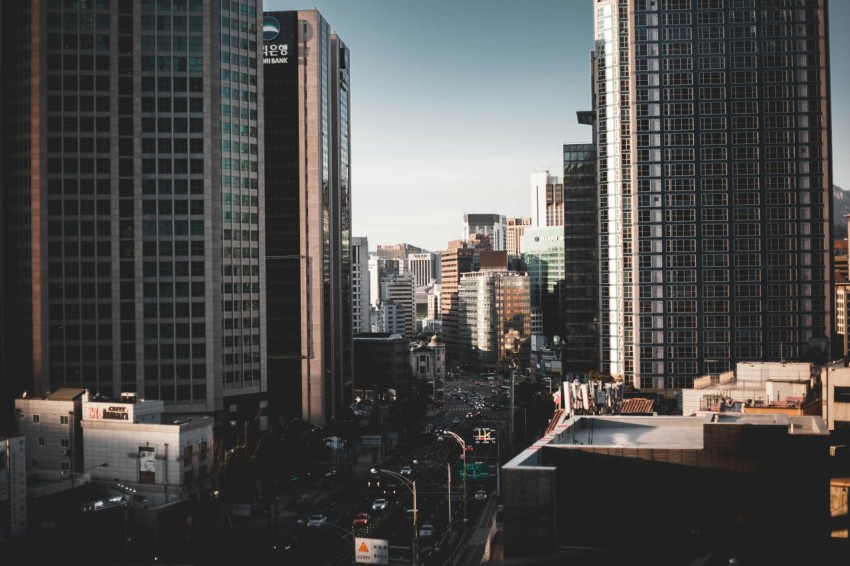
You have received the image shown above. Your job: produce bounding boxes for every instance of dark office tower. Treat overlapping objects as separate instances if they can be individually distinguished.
[263,10,352,427]
[0,1,266,422]
[594,0,833,390]
[562,143,599,376]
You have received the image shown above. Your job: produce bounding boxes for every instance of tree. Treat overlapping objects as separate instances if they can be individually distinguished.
[587,369,614,383]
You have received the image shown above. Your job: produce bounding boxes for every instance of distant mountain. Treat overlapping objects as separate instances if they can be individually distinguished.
[834,184,849,240]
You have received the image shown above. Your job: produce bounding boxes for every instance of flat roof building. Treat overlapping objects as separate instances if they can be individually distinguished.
[502,413,831,563]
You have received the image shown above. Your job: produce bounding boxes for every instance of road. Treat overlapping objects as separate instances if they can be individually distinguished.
[265,371,509,566]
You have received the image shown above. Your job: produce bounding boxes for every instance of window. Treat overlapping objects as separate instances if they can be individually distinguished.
[835,387,850,403]
[33,414,41,423]
[39,437,46,446]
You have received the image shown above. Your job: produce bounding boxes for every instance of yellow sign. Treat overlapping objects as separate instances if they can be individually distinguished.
[359,542,369,553]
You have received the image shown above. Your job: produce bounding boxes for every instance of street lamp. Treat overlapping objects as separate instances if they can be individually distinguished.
[371,468,418,566]
[443,430,467,536]
[413,459,454,566]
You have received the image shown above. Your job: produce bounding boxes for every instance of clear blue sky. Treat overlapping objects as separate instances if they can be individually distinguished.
[266,0,850,254]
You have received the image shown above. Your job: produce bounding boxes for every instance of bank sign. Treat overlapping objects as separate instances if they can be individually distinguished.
[262,15,293,65]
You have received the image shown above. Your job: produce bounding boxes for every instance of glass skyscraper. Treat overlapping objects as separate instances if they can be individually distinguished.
[594,0,833,389]
[1,0,266,424]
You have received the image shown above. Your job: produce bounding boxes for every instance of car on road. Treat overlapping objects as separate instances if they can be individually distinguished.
[400,465,412,476]
[307,514,327,527]
[419,523,435,538]
[352,513,371,527]
[372,498,389,511]
[475,489,488,501]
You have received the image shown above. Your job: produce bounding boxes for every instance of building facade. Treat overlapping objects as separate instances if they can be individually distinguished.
[458,270,531,370]
[505,217,531,257]
[463,213,506,251]
[530,171,565,228]
[408,252,438,288]
[1,1,266,423]
[352,237,371,334]
[522,227,566,346]
[562,143,599,375]
[440,240,476,360]
[380,274,414,338]
[594,0,833,389]
[263,9,352,426]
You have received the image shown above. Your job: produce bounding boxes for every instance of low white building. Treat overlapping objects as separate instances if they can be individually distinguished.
[14,388,214,507]
[81,391,214,506]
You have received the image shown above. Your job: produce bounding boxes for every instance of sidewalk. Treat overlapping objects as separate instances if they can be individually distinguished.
[455,496,499,565]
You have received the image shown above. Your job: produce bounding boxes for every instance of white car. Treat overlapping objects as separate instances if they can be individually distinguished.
[400,466,412,476]
[475,489,488,501]
[419,523,435,538]
[372,498,389,511]
[306,513,327,527]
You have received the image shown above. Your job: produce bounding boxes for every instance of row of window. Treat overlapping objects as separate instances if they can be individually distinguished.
[141,35,205,52]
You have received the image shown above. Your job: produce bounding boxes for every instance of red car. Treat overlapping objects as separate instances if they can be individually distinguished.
[353,513,370,527]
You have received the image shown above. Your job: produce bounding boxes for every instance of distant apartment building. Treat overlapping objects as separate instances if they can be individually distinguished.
[427,284,441,320]
[352,237,371,334]
[463,213,506,251]
[530,171,565,228]
[837,272,850,359]
[594,0,833,389]
[263,9,352,426]
[440,241,476,360]
[369,255,401,308]
[506,217,532,256]
[380,275,415,338]
[458,270,531,370]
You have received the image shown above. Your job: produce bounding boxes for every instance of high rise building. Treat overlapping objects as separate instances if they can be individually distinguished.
[505,217,531,256]
[351,237,371,334]
[1,1,265,427]
[440,240,476,359]
[522,227,566,343]
[562,142,599,376]
[263,9,352,426]
[458,270,531,370]
[463,213,506,251]
[368,255,400,308]
[594,0,833,389]
[380,274,414,338]
[408,252,438,287]
[530,171,565,228]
